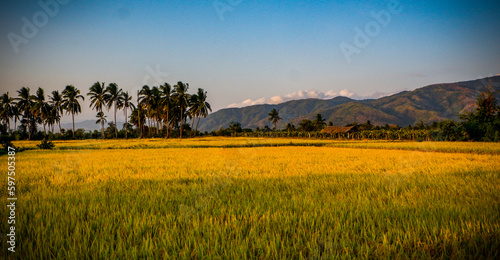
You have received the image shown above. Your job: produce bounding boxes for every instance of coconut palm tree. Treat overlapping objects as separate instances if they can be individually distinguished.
[88,82,107,139]
[118,91,135,139]
[0,92,16,133]
[31,87,51,135]
[172,81,190,139]
[15,87,35,139]
[62,85,84,138]
[104,83,123,139]
[159,83,172,138]
[190,88,212,135]
[151,86,161,135]
[312,113,326,131]
[95,112,107,138]
[169,99,182,131]
[45,103,56,133]
[268,108,281,130]
[49,90,64,133]
[130,106,146,137]
[138,85,155,135]
[189,93,198,130]
[11,106,21,132]
[41,102,52,134]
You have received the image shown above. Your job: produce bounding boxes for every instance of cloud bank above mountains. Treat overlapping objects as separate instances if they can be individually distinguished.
[226,89,396,108]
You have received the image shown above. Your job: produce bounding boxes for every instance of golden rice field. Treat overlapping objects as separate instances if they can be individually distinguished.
[1,138,499,259]
[12,137,500,153]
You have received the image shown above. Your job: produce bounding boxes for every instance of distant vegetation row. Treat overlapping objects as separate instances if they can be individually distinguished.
[200,89,500,142]
[1,85,499,144]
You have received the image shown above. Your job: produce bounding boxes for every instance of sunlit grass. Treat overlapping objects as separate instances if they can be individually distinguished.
[328,140,500,154]
[1,138,499,258]
[12,137,500,154]
[13,137,329,150]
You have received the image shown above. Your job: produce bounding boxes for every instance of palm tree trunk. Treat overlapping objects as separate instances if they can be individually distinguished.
[125,108,128,139]
[114,102,117,139]
[138,103,141,138]
[27,114,31,140]
[180,109,183,139]
[58,121,62,134]
[166,111,169,139]
[101,120,104,139]
[72,112,75,138]
[195,117,201,136]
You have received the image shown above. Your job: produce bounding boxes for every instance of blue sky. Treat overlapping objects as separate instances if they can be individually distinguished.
[1,0,499,122]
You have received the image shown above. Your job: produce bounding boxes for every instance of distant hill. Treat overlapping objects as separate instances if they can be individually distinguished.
[197,76,500,131]
[197,97,354,131]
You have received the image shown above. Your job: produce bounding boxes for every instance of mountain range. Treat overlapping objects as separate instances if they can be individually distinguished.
[197,76,500,131]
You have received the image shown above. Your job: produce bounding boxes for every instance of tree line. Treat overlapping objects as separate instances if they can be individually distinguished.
[1,85,498,142]
[217,89,500,142]
[0,82,211,140]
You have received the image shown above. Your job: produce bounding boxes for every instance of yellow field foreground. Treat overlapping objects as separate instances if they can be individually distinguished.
[2,139,500,258]
[20,146,500,185]
[12,137,500,153]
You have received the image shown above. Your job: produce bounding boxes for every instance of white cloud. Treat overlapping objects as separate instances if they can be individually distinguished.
[227,90,332,108]
[324,90,338,97]
[226,89,400,108]
[339,89,355,98]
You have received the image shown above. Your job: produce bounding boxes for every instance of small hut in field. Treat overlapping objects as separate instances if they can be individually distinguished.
[321,126,359,139]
